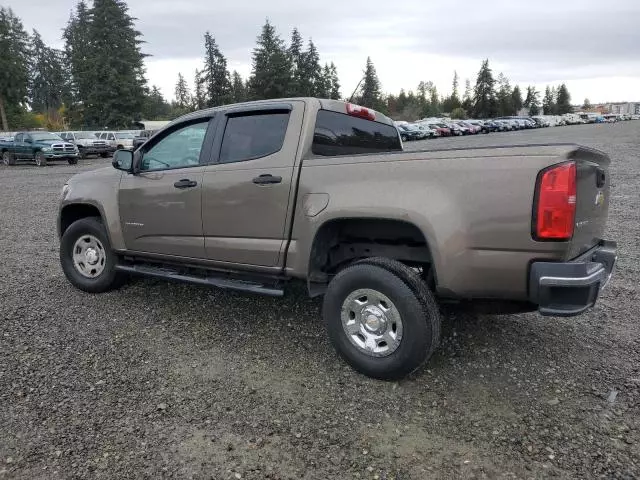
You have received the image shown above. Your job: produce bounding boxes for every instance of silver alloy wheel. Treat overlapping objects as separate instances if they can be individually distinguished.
[2,152,9,165]
[341,288,403,357]
[72,234,107,278]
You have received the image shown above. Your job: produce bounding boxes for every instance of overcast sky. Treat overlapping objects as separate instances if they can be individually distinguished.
[8,0,640,104]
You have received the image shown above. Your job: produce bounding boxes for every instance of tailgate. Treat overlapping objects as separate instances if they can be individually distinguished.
[568,146,611,259]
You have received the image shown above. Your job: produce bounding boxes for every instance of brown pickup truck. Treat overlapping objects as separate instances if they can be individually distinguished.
[57,98,616,379]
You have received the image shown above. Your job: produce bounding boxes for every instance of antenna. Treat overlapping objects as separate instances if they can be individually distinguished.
[348,76,365,103]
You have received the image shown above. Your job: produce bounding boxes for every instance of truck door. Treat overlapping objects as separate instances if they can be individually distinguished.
[201,102,304,268]
[12,133,24,158]
[118,117,216,258]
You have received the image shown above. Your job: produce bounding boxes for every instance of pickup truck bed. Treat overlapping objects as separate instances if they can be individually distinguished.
[57,97,616,379]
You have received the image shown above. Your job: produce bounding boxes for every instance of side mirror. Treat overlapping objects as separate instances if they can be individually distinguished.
[112,149,134,172]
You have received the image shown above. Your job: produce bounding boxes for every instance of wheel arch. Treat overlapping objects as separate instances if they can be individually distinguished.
[58,203,105,239]
[307,217,437,297]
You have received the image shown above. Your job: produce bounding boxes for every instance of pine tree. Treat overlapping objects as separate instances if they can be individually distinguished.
[473,59,497,118]
[496,73,513,116]
[83,0,147,128]
[202,32,231,107]
[230,70,247,103]
[288,27,304,96]
[143,85,171,119]
[317,63,331,98]
[299,39,321,96]
[329,62,340,100]
[0,7,30,130]
[249,20,291,99]
[30,30,70,114]
[461,78,473,113]
[543,86,556,115]
[583,98,592,110]
[524,86,540,115]
[511,85,523,113]
[428,82,441,116]
[358,57,383,111]
[174,73,191,109]
[556,83,572,114]
[193,69,205,110]
[63,2,91,110]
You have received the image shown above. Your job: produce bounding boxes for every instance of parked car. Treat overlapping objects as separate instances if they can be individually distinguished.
[444,122,465,136]
[95,131,135,150]
[457,121,480,134]
[429,123,452,136]
[1,131,79,167]
[57,98,616,380]
[413,123,437,138]
[477,120,500,133]
[132,130,158,150]
[397,124,426,141]
[58,131,111,158]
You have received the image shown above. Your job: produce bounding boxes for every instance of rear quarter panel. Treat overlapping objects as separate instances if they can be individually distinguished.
[289,145,585,300]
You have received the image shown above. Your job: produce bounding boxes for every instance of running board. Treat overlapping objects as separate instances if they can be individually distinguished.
[115,264,284,297]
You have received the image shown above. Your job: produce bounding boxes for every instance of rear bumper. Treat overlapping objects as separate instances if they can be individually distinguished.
[529,240,617,316]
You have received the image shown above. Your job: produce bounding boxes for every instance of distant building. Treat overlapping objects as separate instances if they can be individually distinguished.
[596,102,640,115]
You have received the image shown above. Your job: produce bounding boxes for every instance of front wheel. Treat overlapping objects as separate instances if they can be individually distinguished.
[68,157,78,165]
[35,151,47,167]
[401,135,407,142]
[323,258,441,380]
[60,217,126,293]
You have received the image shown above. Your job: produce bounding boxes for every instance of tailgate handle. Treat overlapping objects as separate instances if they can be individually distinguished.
[596,168,606,188]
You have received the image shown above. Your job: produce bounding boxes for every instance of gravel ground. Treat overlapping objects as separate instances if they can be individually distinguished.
[1,123,639,479]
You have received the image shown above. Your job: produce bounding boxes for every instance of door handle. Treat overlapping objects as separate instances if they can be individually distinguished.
[174,179,198,189]
[252,174,282,185]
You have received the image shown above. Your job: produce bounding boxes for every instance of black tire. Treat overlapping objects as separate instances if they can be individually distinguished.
[323,259,441,380]
[34,151,47,167]
[2,151,16,166]
[60,217,126,293]
[68,157,78,165]
[100,152,109,158]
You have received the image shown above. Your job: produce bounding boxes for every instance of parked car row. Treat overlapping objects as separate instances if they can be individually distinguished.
[0,129,142,166]
[393,112,639,141]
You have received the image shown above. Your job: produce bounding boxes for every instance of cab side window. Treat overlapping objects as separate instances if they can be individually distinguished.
[15,133,23,142]
[140,121,209,172]
[219,112,290,163]
[108,134,115,141]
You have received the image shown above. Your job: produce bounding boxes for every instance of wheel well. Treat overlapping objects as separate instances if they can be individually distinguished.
[308,218,435,292]
[60,204,102,236]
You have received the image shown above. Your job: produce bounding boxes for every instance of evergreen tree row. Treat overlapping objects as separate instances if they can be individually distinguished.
[0,3,575,131]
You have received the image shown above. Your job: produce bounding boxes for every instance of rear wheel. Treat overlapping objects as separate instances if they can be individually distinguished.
[2,151,15,166]
[323,258,441,380]
[60,217,126,293]
[34,151,47,167]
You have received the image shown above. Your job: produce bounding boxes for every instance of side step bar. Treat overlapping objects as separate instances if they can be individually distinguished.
[115,263,284,297]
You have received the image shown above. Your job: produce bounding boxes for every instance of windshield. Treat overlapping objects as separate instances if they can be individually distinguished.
[116,133,134,139]
[30,133,63,142]
[73,132,98,139]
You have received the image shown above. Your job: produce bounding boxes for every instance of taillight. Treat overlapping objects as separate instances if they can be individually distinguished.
[534,162,577,240]
[346,103,376,121]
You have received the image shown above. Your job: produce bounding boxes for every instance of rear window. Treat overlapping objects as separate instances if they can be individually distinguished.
[312,110,401,157]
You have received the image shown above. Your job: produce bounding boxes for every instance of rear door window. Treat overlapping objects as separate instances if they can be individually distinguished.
[219,112,290,163]
[312,110,402,156]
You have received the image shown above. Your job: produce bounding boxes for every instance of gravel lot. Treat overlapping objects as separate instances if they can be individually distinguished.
[1,122,639,479]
